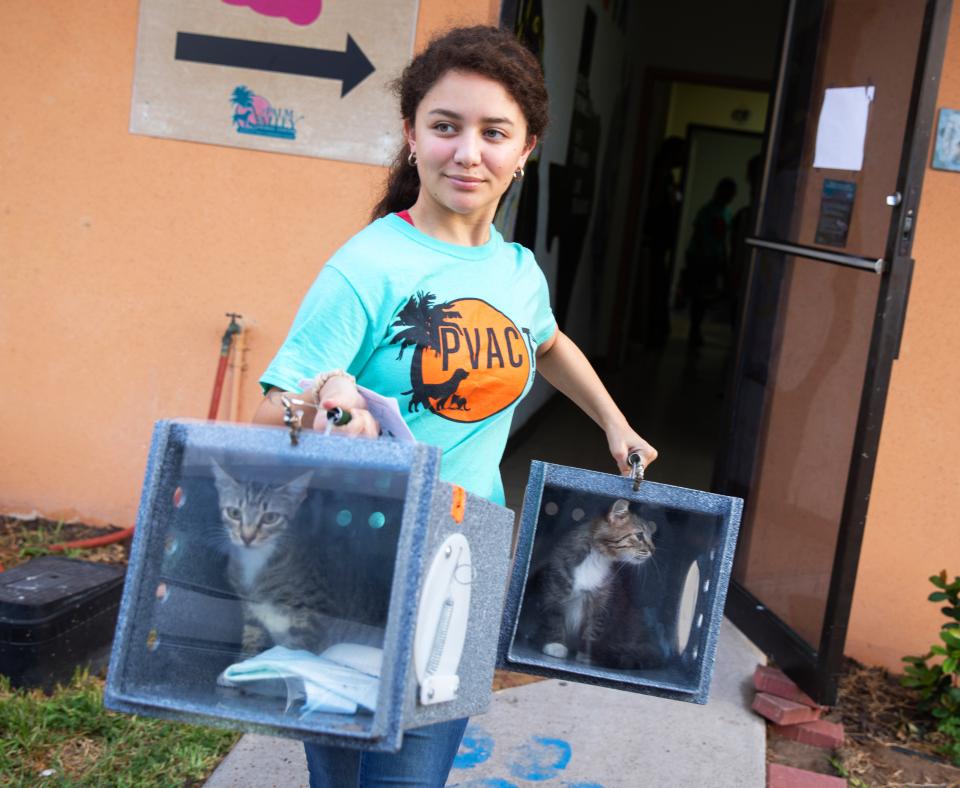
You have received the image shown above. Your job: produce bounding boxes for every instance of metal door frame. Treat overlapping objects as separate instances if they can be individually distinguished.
[720,0,953,703]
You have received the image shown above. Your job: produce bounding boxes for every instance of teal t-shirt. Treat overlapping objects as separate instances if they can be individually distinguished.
[260,214,557,505]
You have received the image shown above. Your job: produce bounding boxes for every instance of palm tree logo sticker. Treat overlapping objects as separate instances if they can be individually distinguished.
[230,85,298,140]
[391,292,465,414]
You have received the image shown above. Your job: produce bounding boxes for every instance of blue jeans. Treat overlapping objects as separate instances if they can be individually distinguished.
[303,717,468,787]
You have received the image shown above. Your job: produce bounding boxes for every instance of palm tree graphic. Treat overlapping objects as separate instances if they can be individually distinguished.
[391,291,462,412]
[230,85,255,127]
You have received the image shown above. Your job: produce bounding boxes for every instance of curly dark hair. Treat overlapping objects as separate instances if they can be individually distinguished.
[371,25,549,220]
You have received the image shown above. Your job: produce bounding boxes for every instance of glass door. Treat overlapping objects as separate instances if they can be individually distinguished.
[716,0,951,702]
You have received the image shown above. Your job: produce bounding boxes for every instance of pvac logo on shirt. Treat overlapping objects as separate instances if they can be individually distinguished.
[230,85,300,140]
[391,292,533,423]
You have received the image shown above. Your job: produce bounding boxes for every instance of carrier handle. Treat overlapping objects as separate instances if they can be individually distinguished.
[275,393,351,445]
[279,394,304,446]
[627,449,645,492]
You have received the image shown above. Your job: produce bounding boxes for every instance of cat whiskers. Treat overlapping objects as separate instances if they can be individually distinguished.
[609,558,636,588]
[638,552,665,589]
[195,519,239,557]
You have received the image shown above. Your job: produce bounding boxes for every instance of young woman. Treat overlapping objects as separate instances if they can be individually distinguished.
[253,25,657,788]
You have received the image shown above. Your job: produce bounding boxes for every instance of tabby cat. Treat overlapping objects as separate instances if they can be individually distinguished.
[536,498,657,665]
[210,461,381,656]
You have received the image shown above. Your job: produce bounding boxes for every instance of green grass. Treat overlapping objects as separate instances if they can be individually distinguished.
[15,520,83,561]
[0,670,240,786]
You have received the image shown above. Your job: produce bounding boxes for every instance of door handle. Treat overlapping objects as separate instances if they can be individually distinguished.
[886,192,902,206]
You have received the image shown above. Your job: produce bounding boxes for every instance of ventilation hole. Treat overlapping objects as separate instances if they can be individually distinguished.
[146,629,159,651]
[571,508,585,522]
[692,645,699,660]
[336,510,352,527]
[709,549,716,561]
[156,583,168,602]
[696,613,704,628]
[544,502,559,516]
[164,535,178,556]
[173,487,186,508]
[703,579,711,593]
[368,512,385,529]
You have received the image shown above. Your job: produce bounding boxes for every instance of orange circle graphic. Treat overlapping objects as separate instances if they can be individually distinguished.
[418,298,531,422]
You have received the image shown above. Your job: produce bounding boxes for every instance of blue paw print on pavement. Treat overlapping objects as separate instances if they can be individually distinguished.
[508,736,572,781]
[454,724,495,769]
[449,729,605,787]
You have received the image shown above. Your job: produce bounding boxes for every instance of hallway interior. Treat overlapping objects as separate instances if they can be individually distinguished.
[502,311,735,510]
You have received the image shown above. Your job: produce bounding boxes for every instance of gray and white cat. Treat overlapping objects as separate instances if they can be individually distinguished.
[536,498,657,665]
[210,461,381,656]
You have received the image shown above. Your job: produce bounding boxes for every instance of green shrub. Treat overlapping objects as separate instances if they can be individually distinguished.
[901,570,960,765]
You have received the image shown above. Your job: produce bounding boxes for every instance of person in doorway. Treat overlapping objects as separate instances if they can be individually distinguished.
[683,177,737,350]
[640,136,686,347]
[252,26,657,787]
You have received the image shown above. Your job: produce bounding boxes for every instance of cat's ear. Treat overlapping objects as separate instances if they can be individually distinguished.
[209,459,236,493]
[643,518,658,535]
[609,498,631,521]
[279,470,312,505]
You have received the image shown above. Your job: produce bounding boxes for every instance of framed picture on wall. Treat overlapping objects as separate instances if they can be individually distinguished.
[932,108,960,172]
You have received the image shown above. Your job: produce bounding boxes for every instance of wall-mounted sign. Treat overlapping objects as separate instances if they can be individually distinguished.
[131,0,420,165]
[814,179,856,248]
[932,108,960,172]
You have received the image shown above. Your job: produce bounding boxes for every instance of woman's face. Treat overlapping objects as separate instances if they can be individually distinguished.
[405,70,536,221]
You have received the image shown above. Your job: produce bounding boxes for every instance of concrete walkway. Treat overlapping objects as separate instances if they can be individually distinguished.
[204,618,765,788]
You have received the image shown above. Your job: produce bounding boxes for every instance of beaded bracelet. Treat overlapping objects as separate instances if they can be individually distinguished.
[309,369,356,396]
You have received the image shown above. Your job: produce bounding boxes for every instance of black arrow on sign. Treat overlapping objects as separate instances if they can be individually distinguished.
[175,32,375,97]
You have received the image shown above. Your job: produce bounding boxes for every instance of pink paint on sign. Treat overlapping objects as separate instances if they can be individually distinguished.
[222,0,322,26]
[232,93,273,127]
[249,94,273,124]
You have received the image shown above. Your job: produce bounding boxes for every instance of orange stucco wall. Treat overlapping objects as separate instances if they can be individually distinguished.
[846,6,960,670]
[0,1,498,526]
[3,1,958,674]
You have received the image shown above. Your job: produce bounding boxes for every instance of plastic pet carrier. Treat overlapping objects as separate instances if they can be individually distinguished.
[105,420,514,752]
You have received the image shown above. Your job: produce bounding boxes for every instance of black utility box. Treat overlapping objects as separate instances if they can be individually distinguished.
[0,556,125,689]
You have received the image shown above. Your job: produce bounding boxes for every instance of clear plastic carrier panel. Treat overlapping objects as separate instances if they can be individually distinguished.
[105,420,515,752]
[498,462,742,704]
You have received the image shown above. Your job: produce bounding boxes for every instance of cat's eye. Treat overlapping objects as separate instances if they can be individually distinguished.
[224,507,241,521]
[261,513,281,526]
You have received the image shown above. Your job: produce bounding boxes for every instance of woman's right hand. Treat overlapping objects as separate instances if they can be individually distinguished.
[304,375,380,439]
[253,377,380,438]
[318,397,380,438]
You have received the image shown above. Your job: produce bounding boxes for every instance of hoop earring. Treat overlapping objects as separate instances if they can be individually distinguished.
[408,151,417,166]
[513,166,525,180]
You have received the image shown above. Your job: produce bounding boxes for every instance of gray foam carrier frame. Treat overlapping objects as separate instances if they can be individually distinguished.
[499,461,742,704]
[105,419,742,752]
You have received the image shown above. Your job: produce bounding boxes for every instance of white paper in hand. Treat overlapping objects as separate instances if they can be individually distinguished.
[298,379,416,442]
[356,385,415,442]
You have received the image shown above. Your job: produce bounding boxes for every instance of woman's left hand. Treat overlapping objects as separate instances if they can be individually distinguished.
[606,422,658,477]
